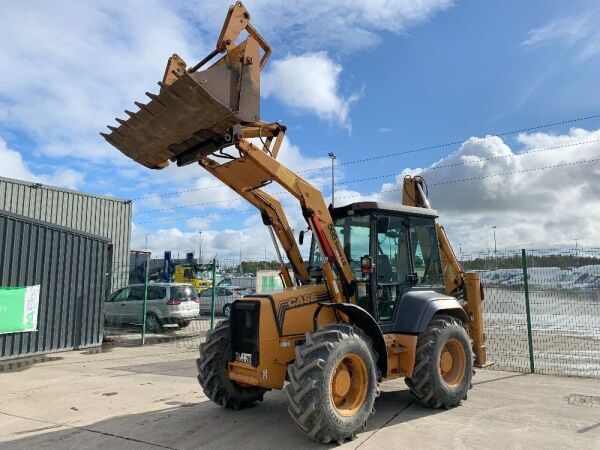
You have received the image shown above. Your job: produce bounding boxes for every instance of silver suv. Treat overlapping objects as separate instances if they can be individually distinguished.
[104,283,200,332]
[197,285,252,317]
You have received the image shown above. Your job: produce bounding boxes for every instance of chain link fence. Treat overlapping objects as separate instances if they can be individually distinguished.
[102,250,599,378]
[103,256,286,350]
[461,247,600,378]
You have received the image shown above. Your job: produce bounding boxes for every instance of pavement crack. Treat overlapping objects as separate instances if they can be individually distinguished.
[354,400,414,449]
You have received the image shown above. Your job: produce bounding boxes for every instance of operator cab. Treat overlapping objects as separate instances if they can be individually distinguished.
[309,202,445,330]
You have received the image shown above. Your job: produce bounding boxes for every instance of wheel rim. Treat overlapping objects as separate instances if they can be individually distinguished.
[330,353,368,417]
[147,315,158,331]
[439,338,466,387]
[224,305,230,317]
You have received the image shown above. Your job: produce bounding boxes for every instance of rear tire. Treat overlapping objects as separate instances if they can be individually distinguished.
[197,320,267,409]
[178,320,192,328]
[223,304,231,318]
[285,324,379,444]
[405,315,473,409]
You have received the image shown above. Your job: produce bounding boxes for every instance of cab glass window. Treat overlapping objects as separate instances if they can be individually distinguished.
[409,217,443,286]
[333,214,372,313]
[376,215,411,321]
[334,215,370,275]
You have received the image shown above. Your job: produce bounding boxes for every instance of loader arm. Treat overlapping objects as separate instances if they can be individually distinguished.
[201,123,355,302]
[402,175,489,367]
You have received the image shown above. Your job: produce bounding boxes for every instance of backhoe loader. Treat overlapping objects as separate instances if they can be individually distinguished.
[102,2,489,443]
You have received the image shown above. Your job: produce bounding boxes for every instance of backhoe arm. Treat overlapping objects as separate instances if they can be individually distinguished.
[402,176,489,367]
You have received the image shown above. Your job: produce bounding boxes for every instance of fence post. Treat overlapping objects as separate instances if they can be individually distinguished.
[521,249,535,373]
[141,257,149,345]
[210,257,217,330]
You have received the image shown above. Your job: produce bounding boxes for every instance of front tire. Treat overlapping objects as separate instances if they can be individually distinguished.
[405,315,473,409]
[197,320,267,409]
[285,324,379,444]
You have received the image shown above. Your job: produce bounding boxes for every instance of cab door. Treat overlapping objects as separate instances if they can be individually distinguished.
[372,214,412,323]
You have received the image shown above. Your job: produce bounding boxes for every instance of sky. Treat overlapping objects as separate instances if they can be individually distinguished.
[1,0,600,259]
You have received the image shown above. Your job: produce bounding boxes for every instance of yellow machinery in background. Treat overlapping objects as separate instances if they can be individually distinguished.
[173,266,212,293]
[103,2,490,444]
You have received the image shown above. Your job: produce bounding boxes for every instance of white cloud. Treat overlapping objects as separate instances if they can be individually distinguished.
[0,137,83,189]
[374,128,600,250]
[262,52,361,128]
[185,0,454,54]
[522,10,600,61]
[131,221,302,260]
[132,134,338,222]
[0,1,201,163]
[0,0,453,168]
[130,135,340,257]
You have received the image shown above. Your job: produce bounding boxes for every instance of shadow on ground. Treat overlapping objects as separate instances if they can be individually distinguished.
[3,387,447,450]
[103,317,214,349]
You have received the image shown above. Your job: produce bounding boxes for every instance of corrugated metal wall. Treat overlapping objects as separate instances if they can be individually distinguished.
[0,176,131,291]
[0,210,110,359]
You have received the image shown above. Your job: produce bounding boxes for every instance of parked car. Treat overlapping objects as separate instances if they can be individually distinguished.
[197,285,251,317]
[104,283,199,332]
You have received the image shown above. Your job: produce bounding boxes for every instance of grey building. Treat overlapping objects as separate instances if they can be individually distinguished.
[0,176,132,291]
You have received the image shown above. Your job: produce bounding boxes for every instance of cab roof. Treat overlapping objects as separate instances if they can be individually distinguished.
[331,201,438,219]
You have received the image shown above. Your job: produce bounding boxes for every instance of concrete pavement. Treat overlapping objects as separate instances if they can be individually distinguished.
[0,341,598,449]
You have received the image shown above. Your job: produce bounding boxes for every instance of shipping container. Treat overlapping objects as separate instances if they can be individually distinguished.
[0,210,110,360]
[0,176,131,291]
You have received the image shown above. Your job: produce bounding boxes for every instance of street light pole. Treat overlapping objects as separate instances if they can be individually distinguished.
[492,226,498,270]
[328,152,336,207]
[198,231,203,264]
[573,237,580,268]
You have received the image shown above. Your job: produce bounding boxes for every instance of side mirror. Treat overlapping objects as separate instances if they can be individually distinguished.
[407,273,419,285]
[299,230,305,246]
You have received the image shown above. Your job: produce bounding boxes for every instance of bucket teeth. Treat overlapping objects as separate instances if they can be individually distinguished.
[145,91,165,107]
[103,63,253,169]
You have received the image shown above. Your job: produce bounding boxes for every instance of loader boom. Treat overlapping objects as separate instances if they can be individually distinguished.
[200,123,355,302]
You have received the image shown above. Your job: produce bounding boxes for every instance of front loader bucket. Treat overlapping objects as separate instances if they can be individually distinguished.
[102,41,261,170]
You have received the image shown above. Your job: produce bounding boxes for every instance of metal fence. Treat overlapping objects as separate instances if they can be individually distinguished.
[102,251,599,378]
[103,256,284,349]
[461,247,600,378]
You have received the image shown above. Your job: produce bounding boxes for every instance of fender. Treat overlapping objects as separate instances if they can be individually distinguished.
[393,290,469,334]
[314,302,387,378]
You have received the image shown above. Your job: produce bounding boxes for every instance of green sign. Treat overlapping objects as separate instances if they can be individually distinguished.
[0,286,40,334]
